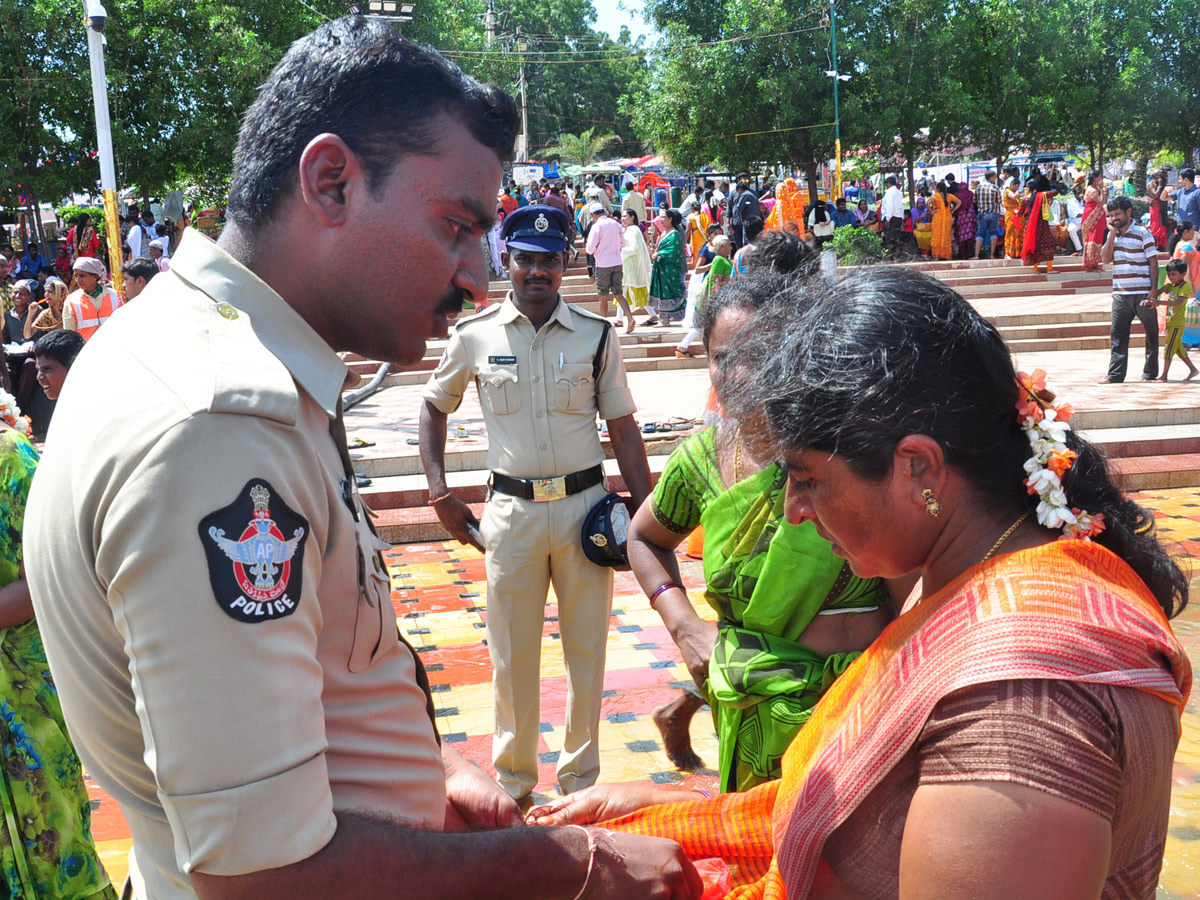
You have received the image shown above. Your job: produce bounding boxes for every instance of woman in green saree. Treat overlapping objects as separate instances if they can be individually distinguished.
[0,391,116,900]
[627,270,907,793]
[648,209,687,326]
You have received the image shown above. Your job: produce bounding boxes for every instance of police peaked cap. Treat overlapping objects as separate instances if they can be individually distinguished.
[501,204,572,253]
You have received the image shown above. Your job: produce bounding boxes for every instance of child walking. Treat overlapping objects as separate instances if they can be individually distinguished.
[1155,259,1199,381]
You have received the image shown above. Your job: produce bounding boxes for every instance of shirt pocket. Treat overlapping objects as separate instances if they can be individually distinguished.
[554,362,596,412]
[478,364,521,415]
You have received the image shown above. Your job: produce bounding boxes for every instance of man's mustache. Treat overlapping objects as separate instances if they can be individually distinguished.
[436,289,468,317]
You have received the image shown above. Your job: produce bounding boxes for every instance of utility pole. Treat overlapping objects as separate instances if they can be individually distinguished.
[82,0,123,296]
[485,0,496,48]
[829,0,842,200]
[516,27,528,163]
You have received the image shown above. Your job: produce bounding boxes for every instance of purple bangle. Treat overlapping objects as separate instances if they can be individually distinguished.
[648,581,685,609]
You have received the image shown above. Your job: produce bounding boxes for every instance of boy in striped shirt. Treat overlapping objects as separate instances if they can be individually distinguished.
[1101,195,1159,382]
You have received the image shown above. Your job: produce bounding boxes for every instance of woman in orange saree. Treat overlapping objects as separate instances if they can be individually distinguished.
[928,182,959,260]
[1002,168,1025,259]
[530,267,1191,900]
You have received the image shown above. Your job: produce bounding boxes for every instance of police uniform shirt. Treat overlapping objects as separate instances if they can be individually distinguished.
[26,229,445,898]
[422,294,635,478]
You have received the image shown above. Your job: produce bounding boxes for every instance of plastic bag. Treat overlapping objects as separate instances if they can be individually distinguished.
[694,857,734,899]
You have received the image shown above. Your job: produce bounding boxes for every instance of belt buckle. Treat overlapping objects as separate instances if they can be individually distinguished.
[531,476,566,502]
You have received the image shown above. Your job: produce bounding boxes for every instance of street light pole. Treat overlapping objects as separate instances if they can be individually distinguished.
[829,0,842,200]
[82,1,123,295]
[516,28,528,162]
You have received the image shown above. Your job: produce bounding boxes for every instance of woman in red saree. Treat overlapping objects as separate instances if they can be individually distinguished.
[1021,173,1057,272]
[1148,169,1169,250]
[1081,171,1108,271]
[531,267,1191,900]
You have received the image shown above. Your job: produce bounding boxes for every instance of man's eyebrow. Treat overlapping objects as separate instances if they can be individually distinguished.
[443,194,495,229]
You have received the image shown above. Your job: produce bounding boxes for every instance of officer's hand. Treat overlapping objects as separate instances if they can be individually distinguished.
[430,494,485,553]
[583,830,703,900]
[675,619,717,687]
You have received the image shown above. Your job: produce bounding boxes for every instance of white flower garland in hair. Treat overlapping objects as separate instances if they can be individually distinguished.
[1017,370,1104,539]
[0,388,33,438]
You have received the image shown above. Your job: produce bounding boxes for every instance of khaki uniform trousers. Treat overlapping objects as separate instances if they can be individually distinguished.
[481,480,612,800]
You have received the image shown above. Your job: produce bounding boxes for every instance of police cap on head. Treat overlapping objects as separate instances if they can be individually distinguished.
[501,203,571,253]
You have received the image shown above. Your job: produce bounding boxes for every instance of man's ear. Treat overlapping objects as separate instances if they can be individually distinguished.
[297,133,364,228]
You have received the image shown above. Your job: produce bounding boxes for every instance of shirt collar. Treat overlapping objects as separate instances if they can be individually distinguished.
[169,229,353,417]
[494,292,576,331]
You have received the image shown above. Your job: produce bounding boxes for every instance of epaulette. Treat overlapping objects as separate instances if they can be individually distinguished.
[453,304,503,332]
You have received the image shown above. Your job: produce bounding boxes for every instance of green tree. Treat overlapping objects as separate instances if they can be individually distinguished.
[541,126,619,164]
[630,0,851,200]
[847,0,954,200]
[0,0,96,240]
[1144,0,1200,168]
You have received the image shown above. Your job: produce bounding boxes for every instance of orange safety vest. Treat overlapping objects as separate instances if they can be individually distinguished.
[66,288,123,341]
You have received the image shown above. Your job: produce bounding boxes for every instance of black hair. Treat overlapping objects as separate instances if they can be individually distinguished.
[227,15,518,229]
[725,266,1187,619]
[1167,220,1194,257]
[743,230,819,279]
[885,174,897,185]
[1182,168,1196,183]
[33,328,85,368]
[622,208,639,225]
[696,270,796,351]
[743,215,765,243]
[1165,258,1188,276]
[1106,195,1132,213]
[122,257,159,282]
[984,169,997,180]
[667,209,683,229]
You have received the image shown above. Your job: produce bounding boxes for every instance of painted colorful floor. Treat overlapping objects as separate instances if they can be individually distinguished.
[88,488,1200,897]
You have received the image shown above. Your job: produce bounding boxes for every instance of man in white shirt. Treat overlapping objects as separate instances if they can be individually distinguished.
[585,205,632,328]
[1066,187,1085,254]
[881,175,905,229]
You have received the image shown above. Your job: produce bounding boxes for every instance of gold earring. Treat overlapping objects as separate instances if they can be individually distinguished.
[922,488,942,517]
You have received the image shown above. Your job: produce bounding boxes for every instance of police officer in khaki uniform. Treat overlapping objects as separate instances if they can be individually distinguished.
[420,204,652,804]
[26,19,700,900]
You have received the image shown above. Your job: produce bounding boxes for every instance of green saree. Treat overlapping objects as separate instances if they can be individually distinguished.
[0,431,117,900]
[650,428,889,792]
[649,229,685,308]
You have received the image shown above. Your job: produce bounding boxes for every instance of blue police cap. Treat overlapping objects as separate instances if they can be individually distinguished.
[501,204,571,253]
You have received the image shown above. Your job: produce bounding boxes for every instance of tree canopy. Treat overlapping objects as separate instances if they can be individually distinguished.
[2,0,1196,213]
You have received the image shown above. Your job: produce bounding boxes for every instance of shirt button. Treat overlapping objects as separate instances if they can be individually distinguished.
[536,411,543,418]
[533,375,540,382]
[540,443,547,450]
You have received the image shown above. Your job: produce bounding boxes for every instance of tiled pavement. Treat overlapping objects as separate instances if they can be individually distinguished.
[87,486,1200,896]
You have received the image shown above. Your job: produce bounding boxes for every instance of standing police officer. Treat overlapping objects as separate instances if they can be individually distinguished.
[420,204,651,805]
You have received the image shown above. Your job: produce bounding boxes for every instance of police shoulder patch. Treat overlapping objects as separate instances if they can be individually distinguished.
[199,478,309,623]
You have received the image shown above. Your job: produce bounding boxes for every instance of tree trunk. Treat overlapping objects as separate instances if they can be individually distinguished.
[1132,157,1149,195]
[804,160,820,205]
[142,184,151,214]
[903,139,915,205]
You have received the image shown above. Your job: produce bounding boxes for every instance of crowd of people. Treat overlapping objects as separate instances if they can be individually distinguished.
[0,16,1193,900]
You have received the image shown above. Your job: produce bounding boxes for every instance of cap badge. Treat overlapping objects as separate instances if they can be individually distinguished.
[534,214,550,233]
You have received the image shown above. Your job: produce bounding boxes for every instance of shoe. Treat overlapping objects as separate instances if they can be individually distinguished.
[355,473,372,488]
[643,316,659,326]
[674,348,695,358]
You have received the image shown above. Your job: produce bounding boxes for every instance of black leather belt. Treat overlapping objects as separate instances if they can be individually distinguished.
[491,464,604,502]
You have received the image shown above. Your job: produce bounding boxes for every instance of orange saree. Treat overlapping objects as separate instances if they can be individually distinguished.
[602,540,1191,899]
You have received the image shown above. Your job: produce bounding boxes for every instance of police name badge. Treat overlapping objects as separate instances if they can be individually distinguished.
[200,479,309,623]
